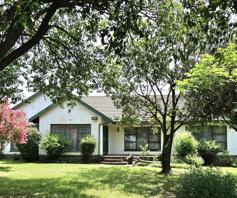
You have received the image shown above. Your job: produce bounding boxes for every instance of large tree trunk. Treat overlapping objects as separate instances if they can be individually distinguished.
[161,133,174,174]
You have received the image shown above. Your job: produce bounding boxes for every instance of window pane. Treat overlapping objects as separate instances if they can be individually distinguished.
[125,128,136,134]
[149,134,158,142]
[125,135,136,142]
[149,143,160,150]
[137,128,148,150]
[213,126,227,149]
[10,142,18,152]
[204,127,212,140]
[219,142,226,150]
[51,124,91,152]
[213,126,225,134]
[76,125,91,151]
[125,143,136,150]
[213,134,226,142]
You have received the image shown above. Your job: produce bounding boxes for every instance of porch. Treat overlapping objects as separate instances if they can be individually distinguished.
[99,124,163,156]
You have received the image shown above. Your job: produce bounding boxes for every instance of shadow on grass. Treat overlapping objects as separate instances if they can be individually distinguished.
[75,166,179,197]
[0,161,179,197]
[0,177,97,198]
[0,166,11,172]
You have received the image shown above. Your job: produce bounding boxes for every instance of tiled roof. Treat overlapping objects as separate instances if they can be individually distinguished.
[81,96,122,121]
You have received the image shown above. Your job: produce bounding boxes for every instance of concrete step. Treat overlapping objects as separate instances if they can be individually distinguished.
[103,158,124,162]
[101,161,128,165]
[103,155,128,159]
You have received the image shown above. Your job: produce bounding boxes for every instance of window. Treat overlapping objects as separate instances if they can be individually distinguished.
[192,126,227,150]
[124,127,161,151]
[10,142,18,152]
[51,124,91,152]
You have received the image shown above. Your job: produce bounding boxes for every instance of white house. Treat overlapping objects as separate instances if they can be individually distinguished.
[3,92,237,159]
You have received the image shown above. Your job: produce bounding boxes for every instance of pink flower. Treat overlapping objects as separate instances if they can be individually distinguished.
[0,98,28,144]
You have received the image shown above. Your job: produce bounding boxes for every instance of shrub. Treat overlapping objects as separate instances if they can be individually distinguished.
[42,134,70,159]
[232,159,237,167]
[198,140,222,165]
[214,150,233,167]
[80,135,96,163]
[140,144,150,156]
[17,127,41,161]
[174,132,198,158]
[184,154,204,167]
[176,168,237,198]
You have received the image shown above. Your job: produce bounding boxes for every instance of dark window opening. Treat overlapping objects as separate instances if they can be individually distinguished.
[51,124,91,152]
[191,126,227,150]
[124,127,161,151]
[10,142,18,152]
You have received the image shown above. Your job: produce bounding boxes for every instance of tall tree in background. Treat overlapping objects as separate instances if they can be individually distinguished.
[179,43,237,131]
[101,0,236,174]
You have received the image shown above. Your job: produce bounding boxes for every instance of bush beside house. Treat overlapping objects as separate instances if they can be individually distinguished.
[80,135,96,163]
[174,132,198,158]
[198,140,222,165]
[42,134,70,160]
[17,127,41,161]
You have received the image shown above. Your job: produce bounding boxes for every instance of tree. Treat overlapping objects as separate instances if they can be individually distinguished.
[101,0,200,174]
[178,43,237,131]
[0,98,28,151]
[0,0,146,102]
[101,0,236,174]
[0,65,24,103]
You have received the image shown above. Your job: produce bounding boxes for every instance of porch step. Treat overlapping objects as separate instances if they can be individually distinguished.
[100,155,129,165]
[103,158,124,162]
[101,161,128,165]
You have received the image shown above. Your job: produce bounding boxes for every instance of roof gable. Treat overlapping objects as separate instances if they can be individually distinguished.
[14,93,121,122]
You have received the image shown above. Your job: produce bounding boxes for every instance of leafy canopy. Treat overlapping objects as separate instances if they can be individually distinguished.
[179,43,237,130]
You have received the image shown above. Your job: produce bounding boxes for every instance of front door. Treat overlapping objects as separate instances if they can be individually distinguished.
[103,126,109,155]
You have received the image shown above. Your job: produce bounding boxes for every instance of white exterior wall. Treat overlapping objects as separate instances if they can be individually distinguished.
[108,124,163,155]
[227,126,237,155]
[107,124,237,156]
[39,102,103,155]
[15,94,52,119]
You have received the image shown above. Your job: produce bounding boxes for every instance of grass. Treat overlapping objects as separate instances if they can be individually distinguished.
[0,160,236,198]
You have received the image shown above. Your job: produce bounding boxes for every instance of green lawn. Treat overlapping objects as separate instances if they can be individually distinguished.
[0,160,236,198]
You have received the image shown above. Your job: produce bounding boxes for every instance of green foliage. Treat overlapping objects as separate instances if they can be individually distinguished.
[17,127,41,162]
[140,144,150,157]
[214,150,237,167]
[184,154,204,167]
[178,43,237,130]
[42,134,70,159]
[0,65,24,103]
[198,140,222,165]
[80,135,96,163]
[176,168,237,198]
[174,132,198,158]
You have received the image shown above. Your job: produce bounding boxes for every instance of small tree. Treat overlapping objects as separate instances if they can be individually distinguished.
[0,98,28,152]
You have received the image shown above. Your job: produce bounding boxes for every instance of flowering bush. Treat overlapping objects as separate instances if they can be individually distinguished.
[0,98,28,144]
